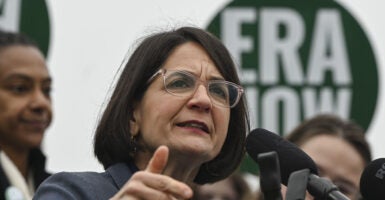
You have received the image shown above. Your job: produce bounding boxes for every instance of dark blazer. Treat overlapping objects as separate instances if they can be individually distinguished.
[0,149,50,200]
[33,163,136,200]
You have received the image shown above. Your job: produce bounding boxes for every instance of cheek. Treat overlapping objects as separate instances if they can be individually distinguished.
[0,113,20,142]
[138,94,183,132]
[0,96,11,113]
[0,94,26,111]
[214,110,230,142]
[0,102,19,124]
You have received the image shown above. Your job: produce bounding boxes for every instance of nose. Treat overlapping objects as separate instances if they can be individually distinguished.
[187,84,212,112]
[29,88,52,115]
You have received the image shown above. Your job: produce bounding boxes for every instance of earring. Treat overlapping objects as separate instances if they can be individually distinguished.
[130,135,137,156]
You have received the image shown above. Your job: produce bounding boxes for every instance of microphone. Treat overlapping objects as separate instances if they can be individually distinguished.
[246,128,318,185]
[360,158,385,200]
[246,128,350,200]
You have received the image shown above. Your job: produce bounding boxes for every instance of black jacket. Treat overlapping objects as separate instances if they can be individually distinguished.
[0,149,51,200]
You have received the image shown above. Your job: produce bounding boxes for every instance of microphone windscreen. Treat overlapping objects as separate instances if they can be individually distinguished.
[246,128,318,185]
[360,158,385,200]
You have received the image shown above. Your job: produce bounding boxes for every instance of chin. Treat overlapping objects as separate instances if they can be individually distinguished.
[26,142,42,149]
[183,145,217,160]
[24,137,43,149]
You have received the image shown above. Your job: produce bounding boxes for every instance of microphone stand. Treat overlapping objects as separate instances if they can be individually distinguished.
[285,169,310,200]
[307,174,350,200]
[257,151,282,200]
[285,169,351,200]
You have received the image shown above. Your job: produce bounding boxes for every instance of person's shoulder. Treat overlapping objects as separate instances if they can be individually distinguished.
[53,171,113,185]
[33,171,118,200]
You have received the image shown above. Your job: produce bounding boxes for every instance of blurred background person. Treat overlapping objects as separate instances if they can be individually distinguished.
[285,114,372,200]
[194,172,255,200]
[256,114,371,200]
[0,30,52,200]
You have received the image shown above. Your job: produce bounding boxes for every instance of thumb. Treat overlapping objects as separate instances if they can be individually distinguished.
[145,145,169,174]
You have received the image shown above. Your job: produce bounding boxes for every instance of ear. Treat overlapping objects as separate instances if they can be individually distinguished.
[129,105,140,137]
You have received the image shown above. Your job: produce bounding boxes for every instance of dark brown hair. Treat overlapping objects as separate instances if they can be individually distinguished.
[286,114,372,165]
[94,26,249,184]
[0,29,37,49]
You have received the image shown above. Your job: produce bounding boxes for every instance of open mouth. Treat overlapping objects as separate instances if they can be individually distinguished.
[177,121,209,134]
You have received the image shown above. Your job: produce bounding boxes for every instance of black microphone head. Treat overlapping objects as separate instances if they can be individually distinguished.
[360,158,385,200]
[246,128,318,185]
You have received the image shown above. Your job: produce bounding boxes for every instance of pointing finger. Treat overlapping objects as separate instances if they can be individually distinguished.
[145,145,169,174]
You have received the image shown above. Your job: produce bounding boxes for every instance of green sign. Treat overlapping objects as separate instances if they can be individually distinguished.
[0,0,50,57]
[207,0,379,174]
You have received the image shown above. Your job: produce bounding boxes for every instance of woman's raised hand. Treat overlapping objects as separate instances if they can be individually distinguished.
[109,146,193,200]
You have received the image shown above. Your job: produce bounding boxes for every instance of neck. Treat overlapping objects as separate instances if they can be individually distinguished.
[135,149,203,184]
[163,153,202,184]
[1,145,30,179]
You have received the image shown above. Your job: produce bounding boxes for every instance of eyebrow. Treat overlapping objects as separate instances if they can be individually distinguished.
[3,73,52,83]
[317,165,356,189]
[210,76,226,81]
[333,178,356,187]
[178,69,225,81]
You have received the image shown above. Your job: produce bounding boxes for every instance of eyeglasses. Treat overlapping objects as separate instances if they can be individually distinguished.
[147,69,244,108]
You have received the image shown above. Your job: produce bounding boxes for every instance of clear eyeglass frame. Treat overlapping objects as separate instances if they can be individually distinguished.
[147,68,244,108]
